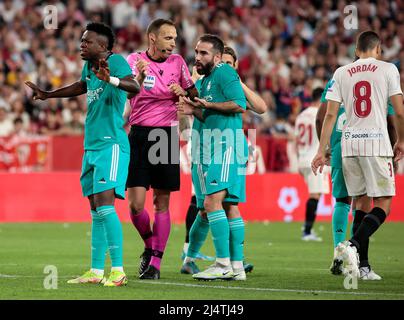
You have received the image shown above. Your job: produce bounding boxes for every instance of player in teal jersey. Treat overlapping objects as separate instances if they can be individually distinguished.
[178,35,248,280]
[316,79,397,279]
[179,46,266,275]
[25,22,142,286]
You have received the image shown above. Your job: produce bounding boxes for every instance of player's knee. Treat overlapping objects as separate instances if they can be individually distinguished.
[93,190,115,208]
[129,201,145,215]
[226,204,240,219]
[203,197,220,213]
[153,195,169,213]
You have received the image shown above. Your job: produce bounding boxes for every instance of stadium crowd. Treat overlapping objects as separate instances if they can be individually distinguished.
[0,0,403,171]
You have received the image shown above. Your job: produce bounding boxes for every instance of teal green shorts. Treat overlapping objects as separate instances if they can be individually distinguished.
[191,149,247,209]
[331,167,348,199]
[80,144,130,199]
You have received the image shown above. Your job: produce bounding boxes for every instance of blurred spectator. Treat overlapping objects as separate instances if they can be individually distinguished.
[38,110,63,135]
[0,0,402,171]
[0,106,14,137]
[59,108,84,136]
[12,117,28,137]
[272,76,294,119]
[111,0,139,29]
[9,99,30,130]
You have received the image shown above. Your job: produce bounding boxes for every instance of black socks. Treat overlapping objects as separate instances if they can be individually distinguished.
[185,195,198,243]
[304,198,319,235]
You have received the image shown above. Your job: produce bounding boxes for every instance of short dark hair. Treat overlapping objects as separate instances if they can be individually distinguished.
[85,22,115,50]
[199,34,224,55]
[356,31,380,53]
[224,46,237,63]
[312,87,324,102]
[14,117,23,125]
[147,18,175,35]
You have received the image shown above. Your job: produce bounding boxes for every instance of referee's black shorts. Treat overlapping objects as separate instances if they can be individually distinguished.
[126,125,180,191]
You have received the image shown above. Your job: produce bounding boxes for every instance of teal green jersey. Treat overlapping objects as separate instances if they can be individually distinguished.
[321,79,345,168]
[387,100,395,116]
[196,63,248,164]
[81,53,132,152]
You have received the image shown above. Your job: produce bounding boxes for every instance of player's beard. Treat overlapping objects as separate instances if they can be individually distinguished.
[196,60,215,75]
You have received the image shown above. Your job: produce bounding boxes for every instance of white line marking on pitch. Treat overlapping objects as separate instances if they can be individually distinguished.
[1,274,404,297]
[132,280,404,297]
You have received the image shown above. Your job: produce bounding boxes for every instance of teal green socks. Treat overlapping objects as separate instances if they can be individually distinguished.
[91,209,108,270]
[207,210,230,259]
[229,217,245,261]
[187,214,210,259]
[332,202,350,248]
[96,206,123,267]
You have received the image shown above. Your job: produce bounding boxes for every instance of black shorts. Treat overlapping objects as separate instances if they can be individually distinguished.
[126,125,180,191]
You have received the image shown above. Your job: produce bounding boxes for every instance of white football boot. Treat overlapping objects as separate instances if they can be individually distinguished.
[193,263,234,281]
[359,266,382,280]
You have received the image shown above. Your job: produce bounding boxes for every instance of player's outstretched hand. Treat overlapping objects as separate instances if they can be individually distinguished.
[169,83,186,96]
[92,58,110,82]
[182,97,198,107]
[311,152,326,175]
[393,141,404,162]
[191,97,210,108]
[24,81,48,100]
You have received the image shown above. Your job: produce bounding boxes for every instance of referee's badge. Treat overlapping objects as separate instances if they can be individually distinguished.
[144,75,156,90]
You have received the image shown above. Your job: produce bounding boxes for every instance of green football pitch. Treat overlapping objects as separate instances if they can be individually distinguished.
[0,222,403,300]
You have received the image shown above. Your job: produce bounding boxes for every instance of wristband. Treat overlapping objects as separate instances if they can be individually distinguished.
[109,76,120,87]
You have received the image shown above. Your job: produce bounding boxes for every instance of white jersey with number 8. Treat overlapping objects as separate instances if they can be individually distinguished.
[325,57,402,157]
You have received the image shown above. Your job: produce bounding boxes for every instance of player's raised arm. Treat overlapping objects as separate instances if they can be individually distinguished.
[242,82,268,114]
[93,58,141,94]
[190,96,245,113]
[193,65,246,114]
[25,80,87,100]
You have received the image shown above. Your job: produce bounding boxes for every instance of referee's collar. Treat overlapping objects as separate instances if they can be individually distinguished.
[146,50,167,63]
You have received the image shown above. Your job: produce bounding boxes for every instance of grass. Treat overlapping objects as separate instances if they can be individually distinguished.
[0,221,403,300]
